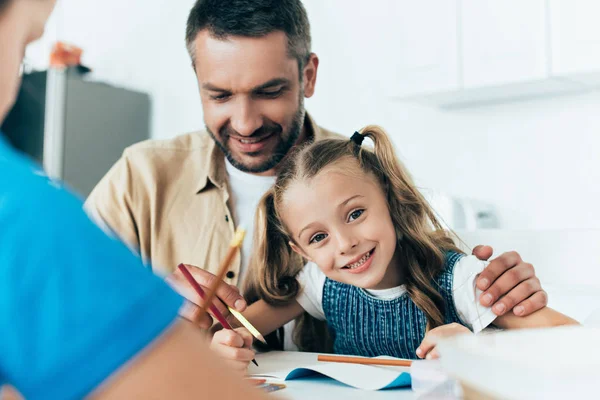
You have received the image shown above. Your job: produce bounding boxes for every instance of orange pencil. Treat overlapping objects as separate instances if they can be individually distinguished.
[318,354,412,367]
[199,227,245,316]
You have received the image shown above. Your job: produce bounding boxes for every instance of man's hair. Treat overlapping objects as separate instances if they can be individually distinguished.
[185,0,311,71]
[0,0,10,13]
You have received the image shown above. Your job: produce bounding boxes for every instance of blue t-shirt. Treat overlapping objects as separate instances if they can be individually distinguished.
[0,134,183,399]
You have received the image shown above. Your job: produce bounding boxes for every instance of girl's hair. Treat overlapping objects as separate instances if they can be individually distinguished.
[244,125,462,351]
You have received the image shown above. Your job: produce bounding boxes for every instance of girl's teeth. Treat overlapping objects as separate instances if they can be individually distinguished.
[347,251,371,269]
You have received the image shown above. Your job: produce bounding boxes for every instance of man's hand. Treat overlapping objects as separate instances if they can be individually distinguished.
[165,264,246,329]
[472,246,548,317]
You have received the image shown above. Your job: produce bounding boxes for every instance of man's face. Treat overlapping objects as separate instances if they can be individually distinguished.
[193,30,314,174]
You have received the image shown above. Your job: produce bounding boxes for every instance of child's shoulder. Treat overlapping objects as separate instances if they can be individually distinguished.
[437,251,488,287]
[444,250,465,269]
[445,252,489,287]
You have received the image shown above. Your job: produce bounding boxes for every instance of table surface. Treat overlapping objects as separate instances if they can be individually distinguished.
[251,351,419,399]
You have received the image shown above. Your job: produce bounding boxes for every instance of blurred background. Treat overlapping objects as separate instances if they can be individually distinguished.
[9,0,600,233]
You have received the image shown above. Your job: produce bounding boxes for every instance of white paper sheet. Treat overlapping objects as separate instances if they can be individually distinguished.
[250,352,411,391]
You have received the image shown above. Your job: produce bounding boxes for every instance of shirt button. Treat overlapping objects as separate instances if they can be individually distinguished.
[226,271,235,279]
[225,215,229,222]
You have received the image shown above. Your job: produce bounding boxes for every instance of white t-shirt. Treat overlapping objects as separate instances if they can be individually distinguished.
[224,159,276,283]
[296,254,497,334]
[224,160,301,349]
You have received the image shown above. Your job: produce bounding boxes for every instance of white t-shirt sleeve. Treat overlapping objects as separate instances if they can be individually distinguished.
[296,261,327,321]
[452,255,498,333]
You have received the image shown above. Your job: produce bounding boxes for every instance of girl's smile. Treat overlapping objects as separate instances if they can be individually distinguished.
[341,247,375,274]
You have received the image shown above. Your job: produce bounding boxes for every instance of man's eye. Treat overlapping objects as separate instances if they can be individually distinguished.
[310,233,328,244]
[348,209,364,222]
[210,93,231,101]
[257,89,283,98]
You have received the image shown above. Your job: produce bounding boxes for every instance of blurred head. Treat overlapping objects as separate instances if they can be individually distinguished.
[0,0,56,123]
[249,126,463,330]
[185,0,318,175]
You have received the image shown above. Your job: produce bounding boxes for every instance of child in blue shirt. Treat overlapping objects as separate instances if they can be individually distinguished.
[0,1,264,399]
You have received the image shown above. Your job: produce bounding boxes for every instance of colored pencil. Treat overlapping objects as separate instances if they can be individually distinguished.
[228,307,267,345]
[177,262,258,367]
[199,227,246,316]
[317,354,412,367]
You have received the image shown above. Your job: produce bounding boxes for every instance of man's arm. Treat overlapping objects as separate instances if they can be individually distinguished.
[87,156,248,328]
[91,320,267,400]
[472,246,548,317]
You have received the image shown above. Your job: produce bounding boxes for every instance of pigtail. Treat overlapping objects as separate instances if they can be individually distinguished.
[357,125,461,329]
[244,188,302,305]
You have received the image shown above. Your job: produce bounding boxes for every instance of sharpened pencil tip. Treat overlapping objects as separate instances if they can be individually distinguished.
[231,227,246,247]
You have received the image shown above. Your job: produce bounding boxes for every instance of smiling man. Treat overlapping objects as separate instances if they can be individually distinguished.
[86,0,549,352]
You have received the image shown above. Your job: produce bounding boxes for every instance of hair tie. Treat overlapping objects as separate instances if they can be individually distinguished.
[350,131,364,146]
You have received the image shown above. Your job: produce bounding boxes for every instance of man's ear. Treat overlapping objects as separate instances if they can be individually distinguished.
[289,241,312,261]
[302,53,319,98]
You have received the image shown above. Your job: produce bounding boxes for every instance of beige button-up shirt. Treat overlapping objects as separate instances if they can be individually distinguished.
[85,114,341,287]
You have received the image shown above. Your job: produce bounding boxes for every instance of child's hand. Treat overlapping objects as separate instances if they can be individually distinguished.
[416,323,471,360]
[210,327,256,373]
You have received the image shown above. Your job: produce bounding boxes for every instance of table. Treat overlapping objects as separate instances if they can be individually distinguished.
[251,351,420,399]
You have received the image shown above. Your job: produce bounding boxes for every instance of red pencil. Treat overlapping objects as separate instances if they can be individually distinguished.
[177,263,258,367]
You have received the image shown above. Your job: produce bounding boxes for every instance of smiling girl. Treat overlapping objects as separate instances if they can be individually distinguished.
[212,125,577,365]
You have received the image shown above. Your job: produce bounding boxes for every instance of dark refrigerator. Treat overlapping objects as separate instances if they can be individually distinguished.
[2,67,151,197]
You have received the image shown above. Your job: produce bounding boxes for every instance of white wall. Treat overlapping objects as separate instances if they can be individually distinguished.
[303,0,600,231]
[27,0,600,230]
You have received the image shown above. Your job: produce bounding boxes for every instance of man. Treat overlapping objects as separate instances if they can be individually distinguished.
[86,0,547,350]
[0,0,266,398]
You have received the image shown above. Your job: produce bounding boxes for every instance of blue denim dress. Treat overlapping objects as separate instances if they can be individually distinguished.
[322,251,466,359]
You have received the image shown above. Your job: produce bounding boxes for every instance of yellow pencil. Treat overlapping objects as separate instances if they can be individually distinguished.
[228,307,268,345]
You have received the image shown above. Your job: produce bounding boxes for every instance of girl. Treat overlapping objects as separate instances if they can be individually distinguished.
[212,125,577,366]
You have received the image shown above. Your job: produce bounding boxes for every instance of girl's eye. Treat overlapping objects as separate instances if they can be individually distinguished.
[309,233,328,244]
[348,209,364,222]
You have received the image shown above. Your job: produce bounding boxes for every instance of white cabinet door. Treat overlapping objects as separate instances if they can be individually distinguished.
[549,0,600,76]
[311,0,460,98]
[461,0,548,88]
[381,0,460,97]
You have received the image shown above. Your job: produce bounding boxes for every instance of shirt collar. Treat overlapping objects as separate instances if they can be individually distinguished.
[196,137,226,193]
[196,111,324,194]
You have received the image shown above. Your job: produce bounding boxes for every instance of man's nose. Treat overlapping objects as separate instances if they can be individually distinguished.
[230,98,262,137]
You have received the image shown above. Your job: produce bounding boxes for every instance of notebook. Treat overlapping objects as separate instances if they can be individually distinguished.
[250,353,411,391]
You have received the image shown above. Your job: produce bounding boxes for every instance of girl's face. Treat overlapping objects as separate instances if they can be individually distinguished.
[281,159,402,290]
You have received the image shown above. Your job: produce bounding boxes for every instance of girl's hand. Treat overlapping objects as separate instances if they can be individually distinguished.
[210,327,256,373]
[416,323,472,360]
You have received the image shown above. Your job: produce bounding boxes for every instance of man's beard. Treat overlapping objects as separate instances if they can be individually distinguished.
[207,100,305,174]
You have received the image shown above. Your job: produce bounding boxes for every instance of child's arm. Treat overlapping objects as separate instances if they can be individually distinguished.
[417,307,579,359]
[211,262,324,367]
[493,306,579,329]
[417,308,579,360]
[240,299,305,336]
